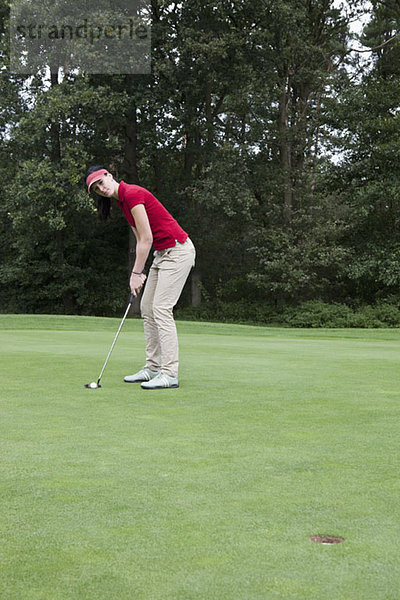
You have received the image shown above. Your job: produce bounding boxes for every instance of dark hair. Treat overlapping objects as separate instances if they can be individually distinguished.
[85,165,111,222]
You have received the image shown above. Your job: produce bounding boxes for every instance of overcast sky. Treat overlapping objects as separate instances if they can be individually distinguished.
[333,0,373,36]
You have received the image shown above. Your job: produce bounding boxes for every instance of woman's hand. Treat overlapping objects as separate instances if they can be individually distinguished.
[130,272,147,297]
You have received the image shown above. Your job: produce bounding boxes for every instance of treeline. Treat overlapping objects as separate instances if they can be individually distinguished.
[1,0,400,318]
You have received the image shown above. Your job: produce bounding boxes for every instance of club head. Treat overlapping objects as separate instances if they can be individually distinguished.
[84,382,102,389]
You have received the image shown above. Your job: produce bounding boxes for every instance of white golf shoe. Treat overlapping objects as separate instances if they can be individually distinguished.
[141,372,179,389]
[124,367,160,383]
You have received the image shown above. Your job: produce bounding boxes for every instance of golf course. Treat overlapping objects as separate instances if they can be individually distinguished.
[1,314,399,599]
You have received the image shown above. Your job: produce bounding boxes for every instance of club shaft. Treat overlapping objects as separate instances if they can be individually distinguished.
[97,298,133,383]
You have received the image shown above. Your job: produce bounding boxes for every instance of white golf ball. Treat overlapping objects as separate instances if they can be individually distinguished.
[89,382,97,388]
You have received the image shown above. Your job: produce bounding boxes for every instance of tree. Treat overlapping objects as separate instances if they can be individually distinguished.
[329,0,400,303]
[240,0,359,304]
[2,0,390,315]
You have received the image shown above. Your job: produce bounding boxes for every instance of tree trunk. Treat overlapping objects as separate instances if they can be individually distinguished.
[49,69,74,311]
[184,130,195,181]
[50,71,61,163]
[124,103,140,183]
[191,270,202,307]
[124,106,141,314]
[205,80,213,146]
[279,83,292,225]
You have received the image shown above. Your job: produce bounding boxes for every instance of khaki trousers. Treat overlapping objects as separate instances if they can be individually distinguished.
[140,238,196,377]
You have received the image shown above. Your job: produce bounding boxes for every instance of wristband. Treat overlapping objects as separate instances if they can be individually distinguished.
[132,270,146,276]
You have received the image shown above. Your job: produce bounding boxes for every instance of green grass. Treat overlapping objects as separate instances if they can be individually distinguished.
[1,314,400,599]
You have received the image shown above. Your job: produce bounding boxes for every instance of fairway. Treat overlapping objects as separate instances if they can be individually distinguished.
[1,315,400,599]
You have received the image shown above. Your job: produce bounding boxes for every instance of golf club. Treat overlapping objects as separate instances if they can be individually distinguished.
[85,294,135,389]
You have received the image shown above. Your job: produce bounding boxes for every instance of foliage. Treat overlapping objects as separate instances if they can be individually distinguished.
[1,0,400,317]
[328,1,400,305]
[2,158,129,315]
[176,299,400,328]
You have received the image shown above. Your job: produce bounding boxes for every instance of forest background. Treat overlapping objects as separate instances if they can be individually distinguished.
[1,0,400,327]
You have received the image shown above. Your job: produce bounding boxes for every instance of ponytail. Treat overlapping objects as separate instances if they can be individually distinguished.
[96,196,111,221]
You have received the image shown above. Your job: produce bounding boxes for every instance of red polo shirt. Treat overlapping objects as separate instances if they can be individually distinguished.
[117,182,188,250]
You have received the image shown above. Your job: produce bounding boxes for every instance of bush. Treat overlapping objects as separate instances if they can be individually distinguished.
[281,301,354,328]
[175,300,400,328]
[175,300,279,325]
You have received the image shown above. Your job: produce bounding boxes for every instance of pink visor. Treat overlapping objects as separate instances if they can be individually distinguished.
[86,169,109,193]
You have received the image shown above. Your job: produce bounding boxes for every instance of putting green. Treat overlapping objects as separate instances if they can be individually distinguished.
[1,315,400,599]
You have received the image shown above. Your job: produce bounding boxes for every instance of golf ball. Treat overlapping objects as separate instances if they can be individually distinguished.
[89,382,97,388]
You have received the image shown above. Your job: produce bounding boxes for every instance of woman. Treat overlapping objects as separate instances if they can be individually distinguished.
[85,166,196,390]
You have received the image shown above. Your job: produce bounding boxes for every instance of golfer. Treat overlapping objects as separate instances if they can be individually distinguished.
[85,166,196,389]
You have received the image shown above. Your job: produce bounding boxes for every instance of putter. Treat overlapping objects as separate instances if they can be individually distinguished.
[85,294,135,389]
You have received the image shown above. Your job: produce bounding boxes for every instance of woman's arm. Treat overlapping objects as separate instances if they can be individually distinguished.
[129,204,153,296]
